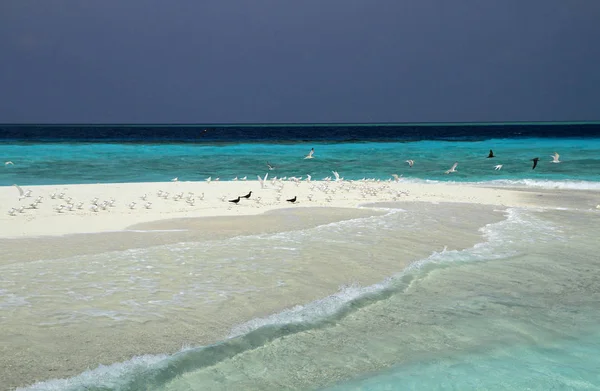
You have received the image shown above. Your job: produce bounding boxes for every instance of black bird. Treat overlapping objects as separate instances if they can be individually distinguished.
[286,196,297,203]
[242,191,252,199]
[487,149,495,158]
[267,161,275,170]
[229,196,241,204]
[531,157,539,170]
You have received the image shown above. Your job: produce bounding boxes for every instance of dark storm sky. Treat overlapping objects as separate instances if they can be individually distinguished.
[1,1,599,124]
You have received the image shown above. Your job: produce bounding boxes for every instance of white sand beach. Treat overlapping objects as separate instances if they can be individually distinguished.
[1,180,599,390]
[0,179,586,238]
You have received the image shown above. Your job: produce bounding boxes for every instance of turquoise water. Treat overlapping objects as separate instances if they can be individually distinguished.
[2,138,600,186]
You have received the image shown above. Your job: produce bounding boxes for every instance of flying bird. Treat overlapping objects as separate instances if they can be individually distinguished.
[286,196,297,203]
[5,161,14,166]
[494,165,503,171]
[242,191,252,199]
[405,160,414,167]
[267,162,275,170]
[229,196,241,204]
[487,149,495,158]
[391,174,401,182]
[531,157,539,170]
[445,162,458,174]
[304,148,315,159]
[550,152,561,163]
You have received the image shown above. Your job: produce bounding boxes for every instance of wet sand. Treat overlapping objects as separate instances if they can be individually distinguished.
[1,203,504,390]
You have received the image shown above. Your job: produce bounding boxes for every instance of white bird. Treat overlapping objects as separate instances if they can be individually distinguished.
[550,152,561,163]
[76,202,84,209]
[332,171,341,181]
[171,177,179,182]
[494,165,503,171]
[306,174,311,182]
[406,160,414,167]
[198,192,205,201]
[445,162,458,174]
[7,208,17,216]
[5,161,14,166]
[56,205,65,213]
[258,173,269,189]
[205,176,212,184]
[391,174,401,182]
[241,176,247,181]
[128,202,137,209]
[13,184,26,200]
[90,205,99,212]
[304,148,315,159]
[141,194,148,201]
[144,202,152,209]
[233,176,238,181]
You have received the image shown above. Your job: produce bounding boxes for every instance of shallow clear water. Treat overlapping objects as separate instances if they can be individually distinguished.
[9,205,600,391]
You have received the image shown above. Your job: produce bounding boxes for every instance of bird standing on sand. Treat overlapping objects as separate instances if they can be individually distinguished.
[550,152,561,163]
[304,148,315,159]
[286,196,297,203]
[531,157,539,170]
[445,162,458,174]
[487,149,495,158]
[242,191,252,199]
[229,196,241,204]
[406,160,414,167]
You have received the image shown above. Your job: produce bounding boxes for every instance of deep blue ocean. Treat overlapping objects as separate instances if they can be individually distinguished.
[2,123,600,187]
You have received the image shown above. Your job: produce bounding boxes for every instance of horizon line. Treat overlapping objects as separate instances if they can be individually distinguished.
[1,120,600,127]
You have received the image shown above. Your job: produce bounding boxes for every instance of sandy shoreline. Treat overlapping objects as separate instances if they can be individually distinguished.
[2,179,597,239]
[1,202,504,390]
[1,180,599,390]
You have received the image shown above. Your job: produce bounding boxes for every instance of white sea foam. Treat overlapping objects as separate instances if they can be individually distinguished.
[476,179,600,190]
[228,208,547,339]
[16,354,171,391]
[396,177,600,190]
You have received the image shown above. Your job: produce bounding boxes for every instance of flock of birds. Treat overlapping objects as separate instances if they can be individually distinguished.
[3,147,574,217]
[439,149,562,175]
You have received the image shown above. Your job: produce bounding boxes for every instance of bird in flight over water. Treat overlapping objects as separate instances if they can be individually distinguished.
[494,164,503,171]
[304,148,314,159]
[267,161,275,170]
[405,160,414,167]
[531,157,539,170]
[445,162,458,174]
[550,152,561,163]
[487,149,495,158]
